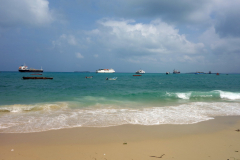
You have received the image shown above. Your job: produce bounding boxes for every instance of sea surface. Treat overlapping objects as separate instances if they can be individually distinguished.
[0,72,240,133]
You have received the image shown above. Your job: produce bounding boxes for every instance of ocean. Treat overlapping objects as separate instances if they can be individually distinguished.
[0,72,240,133]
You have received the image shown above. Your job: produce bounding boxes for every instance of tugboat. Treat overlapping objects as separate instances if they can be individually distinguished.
[18,64,43,72]
[173,69,180,74]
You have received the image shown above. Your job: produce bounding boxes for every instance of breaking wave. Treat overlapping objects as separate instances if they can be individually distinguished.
[166,90,240,100]
[0,102,68,113]
[1,101,240,133]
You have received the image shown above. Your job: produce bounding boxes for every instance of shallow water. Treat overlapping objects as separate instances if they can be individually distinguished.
[0,72,240,133]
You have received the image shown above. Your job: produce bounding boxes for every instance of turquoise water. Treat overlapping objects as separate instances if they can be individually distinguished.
[1,72,240,133]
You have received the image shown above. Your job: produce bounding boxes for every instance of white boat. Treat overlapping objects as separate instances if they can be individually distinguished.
[135,69,145,74]
[96,69,115,73]
[106,77,117,80]
[173,69,180,74]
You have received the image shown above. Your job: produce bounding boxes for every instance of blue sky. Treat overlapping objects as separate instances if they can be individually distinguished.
[1,0,240,73]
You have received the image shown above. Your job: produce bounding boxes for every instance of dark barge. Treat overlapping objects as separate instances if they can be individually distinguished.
[22,77,53,80]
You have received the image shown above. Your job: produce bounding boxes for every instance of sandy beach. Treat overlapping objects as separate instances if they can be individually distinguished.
[1,116,240,160]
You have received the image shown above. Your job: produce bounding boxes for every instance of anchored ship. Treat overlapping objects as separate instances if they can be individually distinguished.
[173,69,180,74]
[135,69,145,74]
[96,69,115,73]
[18,64,43,72]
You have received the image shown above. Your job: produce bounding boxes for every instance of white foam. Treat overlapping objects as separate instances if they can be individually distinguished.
[176,92,191,99]
[216,90,240,100]
[0,104,34,113]
[1,102,240,133]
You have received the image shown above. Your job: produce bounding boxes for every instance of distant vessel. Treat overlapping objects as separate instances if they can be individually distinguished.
[19,64,43,72]
[133,75,142,76]
[136,69,145,74]
[173,69,180,74]
[195,72,205,74]
[96,69,115,73]
[166,72,170,75]
[22,77,52,79]
[85,76,93,79]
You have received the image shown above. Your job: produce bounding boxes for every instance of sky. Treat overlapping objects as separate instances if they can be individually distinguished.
[0,0,240,73]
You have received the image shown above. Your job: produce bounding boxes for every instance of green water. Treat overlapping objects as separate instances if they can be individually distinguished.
[0,72,240,133]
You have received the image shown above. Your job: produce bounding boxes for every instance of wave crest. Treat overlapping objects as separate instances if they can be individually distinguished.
[0,103,68,113]
[216,90,240,100]
[166,90,240,100]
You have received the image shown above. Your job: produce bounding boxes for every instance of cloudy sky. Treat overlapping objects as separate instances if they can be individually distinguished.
[0,0,240,73]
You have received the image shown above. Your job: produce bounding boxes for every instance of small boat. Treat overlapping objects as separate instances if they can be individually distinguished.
[135,69,145,74]
[216,73,219,75]
[85,76,93,79]
[106,77,117,80]
[166,72,170,75]
[133,75,142,76]
[22,77,53,80]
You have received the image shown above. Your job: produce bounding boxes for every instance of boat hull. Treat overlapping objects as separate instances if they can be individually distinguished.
[96,71,115,73]
[19,69,43,72]
[22,77,53,79]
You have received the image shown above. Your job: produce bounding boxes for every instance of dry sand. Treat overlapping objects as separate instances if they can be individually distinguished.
[1,116,240,160]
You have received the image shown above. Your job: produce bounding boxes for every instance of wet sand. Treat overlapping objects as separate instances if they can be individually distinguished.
[1,116,240,160]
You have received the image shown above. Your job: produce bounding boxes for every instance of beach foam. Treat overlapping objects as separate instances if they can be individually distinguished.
[216,90,240,100]
[1,101,240,133]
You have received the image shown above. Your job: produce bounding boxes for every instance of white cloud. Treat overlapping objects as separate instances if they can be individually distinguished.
[200,27,240,54]
[67,35,77,45]
[76,52,84,59]
[93,19,204,56]
[0,0,54,27]
[73,18,206,64]
[52,34,77,48]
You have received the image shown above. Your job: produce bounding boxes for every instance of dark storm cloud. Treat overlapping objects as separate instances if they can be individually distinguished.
[215,9,240,38]
[94,0,212,25]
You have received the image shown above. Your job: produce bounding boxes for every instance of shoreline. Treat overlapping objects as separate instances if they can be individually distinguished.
[1,116,240,160]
